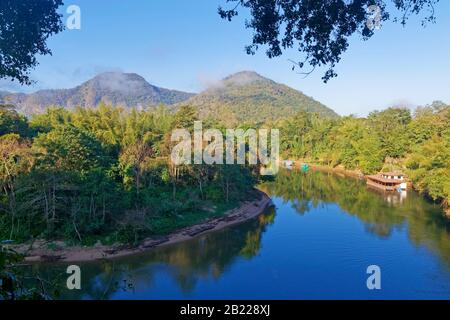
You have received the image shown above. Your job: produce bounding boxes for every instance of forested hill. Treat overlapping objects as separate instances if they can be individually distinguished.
[176,71,338,125]
[0,71,337,123]
[0,72,195,115]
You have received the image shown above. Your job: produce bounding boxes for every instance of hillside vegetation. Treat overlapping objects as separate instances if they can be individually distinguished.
[269,102,450,215]
[1,72,194,115]
[180,71,338,125]
[1,71,336,126]
[0,104,259,245]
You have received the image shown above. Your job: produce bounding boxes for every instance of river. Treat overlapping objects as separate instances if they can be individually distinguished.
[31,169,450,299]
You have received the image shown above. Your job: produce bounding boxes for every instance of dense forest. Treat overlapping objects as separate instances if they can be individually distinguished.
[266,101,450,215]
[0,103,259,246]
[180,71,338,126]
[1,100,449,249]
[1,100,449,299]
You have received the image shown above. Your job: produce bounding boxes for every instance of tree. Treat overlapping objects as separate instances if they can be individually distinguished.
[0,0,64,84]
[353,130,384,174]
[173,105,198,129]
[368,107,411,158]
[33,125,110,174]
[0,105,30,137]
[0,134,34,239]
[279,111,313,158]
[329,116,365,169]
[406,134,450,202]
[29,107,72,135]
[219,0,438,82]
[1,245,56,300]
[119,141,154,197]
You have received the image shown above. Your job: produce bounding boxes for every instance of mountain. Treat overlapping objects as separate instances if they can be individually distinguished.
[0,71,338,123]
[0,72,194,114]
[179,71,338,125]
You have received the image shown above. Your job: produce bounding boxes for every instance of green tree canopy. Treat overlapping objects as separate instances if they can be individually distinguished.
[33,125,111,174]
[0,105,30,137]
[0,0,64,84]
[219,0,439,81]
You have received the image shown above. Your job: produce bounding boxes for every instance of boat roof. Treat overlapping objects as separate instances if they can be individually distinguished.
[367,175,403,184]
[380,172,404,176]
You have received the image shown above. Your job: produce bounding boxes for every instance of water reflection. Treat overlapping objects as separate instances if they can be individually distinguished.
[30,169,450,299]
[33,206,276,299]
[260,169,450,265]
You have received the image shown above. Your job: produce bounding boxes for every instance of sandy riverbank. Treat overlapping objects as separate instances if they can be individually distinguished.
[12,190,272,263]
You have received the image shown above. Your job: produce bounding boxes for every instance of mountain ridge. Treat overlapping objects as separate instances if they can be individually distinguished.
[0,71,338,123]
[0,72,195,114]
[178,71,338,124]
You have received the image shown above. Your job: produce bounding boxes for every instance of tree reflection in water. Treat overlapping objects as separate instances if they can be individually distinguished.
[32,206,276,299]
[260,169,450,266]
[30,169,450,299]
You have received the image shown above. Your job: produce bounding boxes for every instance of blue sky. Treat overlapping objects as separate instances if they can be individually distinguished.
[2,0,450,116]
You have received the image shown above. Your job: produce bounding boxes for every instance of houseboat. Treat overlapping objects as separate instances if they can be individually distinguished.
[366,172,408,191]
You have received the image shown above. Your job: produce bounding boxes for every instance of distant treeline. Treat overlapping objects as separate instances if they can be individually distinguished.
[0,104,259,245]
[266,101,450,215]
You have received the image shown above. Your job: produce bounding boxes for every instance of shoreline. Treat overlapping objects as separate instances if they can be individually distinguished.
[290,161,450,217]
[13,190,272,263]
[285,160,365,180]
[307,163,364,180]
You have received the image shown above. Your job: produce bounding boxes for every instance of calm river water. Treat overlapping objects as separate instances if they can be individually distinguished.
[33,169,450,299]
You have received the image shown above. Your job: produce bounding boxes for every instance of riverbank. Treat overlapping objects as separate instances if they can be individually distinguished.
[307,164,364,179]
[284,161,365,180]
[11,190,272,263]
[289,161,450,217]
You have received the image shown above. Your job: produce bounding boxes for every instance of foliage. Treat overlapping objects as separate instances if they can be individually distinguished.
[33,125,112,174]
[0,0,64,84]
[4,71,336,122]
[260,169,450,266]
[274,103,450,210]
[219,0,439,81]
[406,134,450,202]
[0,104,259,245]
[0,105,30,137]
[368,107,412,158]
[181,71,337,126]
[0,245,59,300]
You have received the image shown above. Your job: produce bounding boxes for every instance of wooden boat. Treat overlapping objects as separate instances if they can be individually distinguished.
[366,172,408,191]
